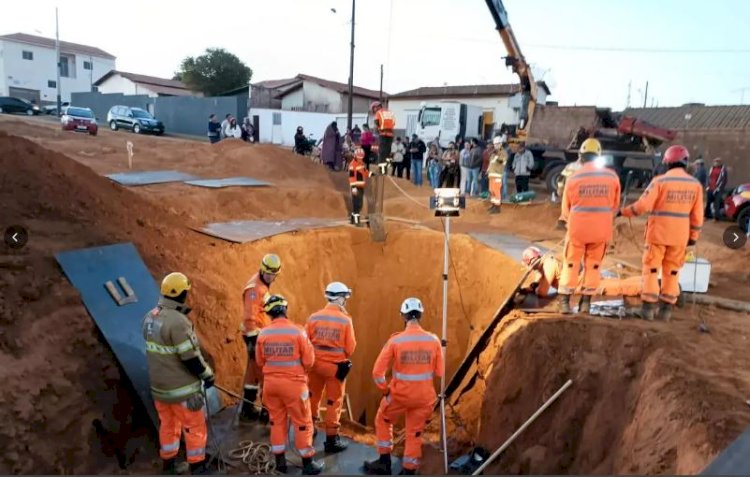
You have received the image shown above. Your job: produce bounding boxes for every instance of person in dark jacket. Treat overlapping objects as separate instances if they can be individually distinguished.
[408,134,427,186]
[321,122,342,170]
[294,126,309,155]
[706,157,728,220]
[467,138,483,196]
[207,114,221,144]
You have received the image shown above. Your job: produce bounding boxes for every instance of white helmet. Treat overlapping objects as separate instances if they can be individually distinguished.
[325,281,352,302]
[400,297,424,318]
[492,135,504,146]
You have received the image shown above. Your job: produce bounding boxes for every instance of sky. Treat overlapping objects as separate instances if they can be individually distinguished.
[3,0,750,110]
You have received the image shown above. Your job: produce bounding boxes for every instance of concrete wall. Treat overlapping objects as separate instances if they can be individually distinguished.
[676,129,750,188]
[0,39,114,102]
[249,107,367,146]
[304,80,342,113]
[71,92,152,121]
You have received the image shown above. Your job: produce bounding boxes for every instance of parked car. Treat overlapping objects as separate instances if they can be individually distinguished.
[43,102,70,116]
[0,96,41,115]
[106,105,164,135]
[724,183,750,232]
[61,106,98,136]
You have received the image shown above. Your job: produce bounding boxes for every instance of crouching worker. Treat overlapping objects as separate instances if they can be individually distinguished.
[143,272,216,475]
[365,298,444,475]
[257,294,324,475]
[520,246,561,299]
[306,282,357,454]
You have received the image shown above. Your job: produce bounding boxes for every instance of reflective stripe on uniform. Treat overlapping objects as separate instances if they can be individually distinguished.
[314,344,345,353]
[310,315,349,325]
[394,371,434,381]
[690,225,702,230]
[374,376,386,385]
[161,440,180,453]
[655,177,697,184]
[378,440,393,448]
[265,359,302,367]
[298,446,315,457]
[571,206,613,213]
[151,381,202,400]
[301,389,310,400]
[259,328,300,336]
[145,339,194,355]
[569,171,617,180]
[391,334,436,344]
[187,447,205,457]
[272,444,286,453]
[650,211,690,218]
[403,457,420,465]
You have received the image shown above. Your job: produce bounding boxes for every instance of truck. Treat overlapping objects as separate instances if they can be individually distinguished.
[416,101,484,148]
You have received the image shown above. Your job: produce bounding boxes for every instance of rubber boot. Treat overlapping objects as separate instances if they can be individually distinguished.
[189,460,212,475]
[488,205,500,214]
[161,458,177,475]
[556,294,571,314]
[638,302,657,321]
[239,388,259,422]
[258,407,270,425]
[302,457,324,475]
[364,454,392,475]
[657,302,673,322]
[275,453,287,474]
[324,434,349,453]
[578,295,592,314]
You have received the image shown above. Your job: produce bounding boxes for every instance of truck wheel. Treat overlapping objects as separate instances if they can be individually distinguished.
[738,207,750,233]
[545,163,566,194]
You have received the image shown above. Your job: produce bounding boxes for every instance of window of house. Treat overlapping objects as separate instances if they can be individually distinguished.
[48,80,56,88]
[59,55,76,78]
[272,112,282,125]
[22,51,33,60]
[83,61,92,70]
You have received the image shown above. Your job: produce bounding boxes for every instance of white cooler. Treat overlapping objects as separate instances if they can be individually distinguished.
[678,258,711,293]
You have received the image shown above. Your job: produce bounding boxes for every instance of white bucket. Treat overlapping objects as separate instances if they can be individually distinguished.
[678,258,711,293]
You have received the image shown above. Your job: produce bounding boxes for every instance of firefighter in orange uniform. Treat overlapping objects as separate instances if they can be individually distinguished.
[256,294,324,475]
[348,147,369,225]
[559,138,621,314]
[239,253,281,422]
[371,101,396,171]
[521,246,561,298]
[364,298,444,476]
[306,282,357,454]
[620,144,704,321]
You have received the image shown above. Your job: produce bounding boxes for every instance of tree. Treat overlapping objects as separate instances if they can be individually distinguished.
[176,48,252,96]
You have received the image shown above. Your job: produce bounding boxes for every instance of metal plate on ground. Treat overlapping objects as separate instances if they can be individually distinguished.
[106,170,200,186]
[183,176,272,188]
[197,219,345,244]
[470,232,550,262]
[700,427,750,475]
[210,406,401,475]
[55,242,160,427]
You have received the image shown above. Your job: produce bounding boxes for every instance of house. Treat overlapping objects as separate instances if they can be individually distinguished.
[387,81,551,138]
[94,70,194,98]
[249,74,383,114]
[0,32,116,104]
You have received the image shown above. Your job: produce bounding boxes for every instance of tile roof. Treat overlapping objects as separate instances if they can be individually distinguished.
[252,78,300,89]
[94,71,192,95]
[391,81,551,99]
[0,32,116,59]
[623,105,750,130]
[253,74,384,99]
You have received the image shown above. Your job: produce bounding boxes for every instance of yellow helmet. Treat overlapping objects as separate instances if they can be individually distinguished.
[579,138,602,155]
[263,294,288,316]
[161,272,191,298]
[260,253,281,274]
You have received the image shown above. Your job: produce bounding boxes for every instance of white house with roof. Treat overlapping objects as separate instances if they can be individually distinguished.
[387,81,551,138]
[94,71,194,98]
[0,33,116,104]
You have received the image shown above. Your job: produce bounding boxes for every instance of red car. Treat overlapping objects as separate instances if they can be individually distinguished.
[724,183,750,232]
[60,106,98,135]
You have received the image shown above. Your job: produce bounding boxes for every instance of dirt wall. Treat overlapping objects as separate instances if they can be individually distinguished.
[528,105,599,147]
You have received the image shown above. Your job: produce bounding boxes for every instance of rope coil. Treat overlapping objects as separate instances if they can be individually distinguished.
[228,440,277,475]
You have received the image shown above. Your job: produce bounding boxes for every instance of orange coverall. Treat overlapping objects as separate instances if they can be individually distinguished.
[530,255,562,298]
[372,322,444,471]
[560,163,621,295]
[256,318,316,457]
[305,304,357,436]
[527,256,642,298]
[241,273,270,392]
[374,109,395,138]
[621,167,703,304]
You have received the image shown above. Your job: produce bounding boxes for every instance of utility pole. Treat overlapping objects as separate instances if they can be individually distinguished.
[732,87,750,105]
[55,7,61,115]
[379,64,384,102]
[626,80,631,108]
[643,81,649,108]
[346,0,355,131]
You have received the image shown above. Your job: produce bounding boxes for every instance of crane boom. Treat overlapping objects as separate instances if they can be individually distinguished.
[485,0,537,141]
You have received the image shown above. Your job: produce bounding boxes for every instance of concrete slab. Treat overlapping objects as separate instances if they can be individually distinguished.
[184,177,272,188]
[106,170,200,186]
[209,406,401,475]
[469,232,550,262]
[700,427,750,475]
[55,242,160,427]
[197,219,345,244]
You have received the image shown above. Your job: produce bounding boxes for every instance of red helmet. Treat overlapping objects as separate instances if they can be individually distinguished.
[521,246,542,267]
[663,145,689,165]
[370,101,382,112]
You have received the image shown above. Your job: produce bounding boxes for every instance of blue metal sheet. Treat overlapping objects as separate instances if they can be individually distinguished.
[701,427,750,475]
[470,232,550,262]
[106,170,200,186]
[197,218,344,244]
[183,176,272,188]
[55,242,160,427]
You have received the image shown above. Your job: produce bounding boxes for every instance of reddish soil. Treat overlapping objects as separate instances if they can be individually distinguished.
[2,115,749,474]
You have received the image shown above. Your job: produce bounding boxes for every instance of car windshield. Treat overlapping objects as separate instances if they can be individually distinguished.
[131,109,153,119]
[67,107,93,118]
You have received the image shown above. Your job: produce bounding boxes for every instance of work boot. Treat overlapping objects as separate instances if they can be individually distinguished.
[239,388,260,422]
[364,454,392,475]
[578,295,592,314]
[488,205,501,214]
[399,469,417,475]
[258,407,270,425]
[188,460,212,475]
[556,294,572,314]
[302,457,324,475]
[657,302,674,322]
[637,302,657,321]
[161,458,177,475]
[275,453,287,474]
[324,434,349,453]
